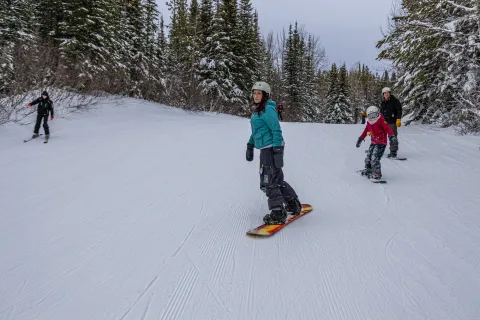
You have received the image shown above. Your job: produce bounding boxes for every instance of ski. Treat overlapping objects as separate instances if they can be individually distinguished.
[246,204,313,237]
[389,157,407,161]
[24,134,43,142]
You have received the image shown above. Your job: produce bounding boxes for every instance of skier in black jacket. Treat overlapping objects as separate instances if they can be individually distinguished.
[27,91,54,139]
[380,87,402,158]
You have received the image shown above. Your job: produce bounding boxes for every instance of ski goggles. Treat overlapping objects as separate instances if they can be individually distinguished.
[367,111,379,119]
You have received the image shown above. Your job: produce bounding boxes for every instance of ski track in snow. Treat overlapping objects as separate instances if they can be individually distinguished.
[1,97,480,319]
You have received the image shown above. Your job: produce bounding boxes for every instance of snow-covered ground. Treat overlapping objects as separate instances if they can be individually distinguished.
[1,97,480,320]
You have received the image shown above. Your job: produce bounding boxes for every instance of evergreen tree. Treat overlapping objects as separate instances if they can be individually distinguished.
[198,0,242,109]
[166,0,190,104]
[334,63,354,123]
[300,35,322,122]
[186,0,201,107]
[283,22,302,116]
[143,0,160,60]
[236,0,257,94]
[324,63,342,123]
[0,0,36,93]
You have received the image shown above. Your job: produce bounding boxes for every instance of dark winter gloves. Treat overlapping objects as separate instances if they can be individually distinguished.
[356,137,363,148]
[273,147,284,168]
[246,143,254,162]
[389,135,398,147]
[247,144,283,168]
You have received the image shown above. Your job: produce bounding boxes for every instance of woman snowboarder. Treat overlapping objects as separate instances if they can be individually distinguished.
[245,81,302,225]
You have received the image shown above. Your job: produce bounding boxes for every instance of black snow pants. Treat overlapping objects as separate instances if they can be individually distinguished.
[365,144,386,174]
[259,147,297,210]
[34,114,50,135]
[388,123,398,153]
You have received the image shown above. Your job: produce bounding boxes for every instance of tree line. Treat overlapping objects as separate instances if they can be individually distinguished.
[2,0,438,127]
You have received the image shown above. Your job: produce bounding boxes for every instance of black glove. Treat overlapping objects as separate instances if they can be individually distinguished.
[273,147,284,168]
[356,137,363,148]
[389,135,398,147]
[246,143,254,161]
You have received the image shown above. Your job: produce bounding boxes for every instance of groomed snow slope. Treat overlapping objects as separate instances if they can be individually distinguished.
[1,97,480,320]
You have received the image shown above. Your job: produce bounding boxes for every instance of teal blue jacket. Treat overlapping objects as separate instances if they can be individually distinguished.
[248,99,284,149]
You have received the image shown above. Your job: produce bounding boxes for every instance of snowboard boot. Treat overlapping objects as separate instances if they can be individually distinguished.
[286,197,302,216]
[360,168,372,177]
[263,207,288,225]
[387,152,397,158]
[370,171,382,180]
[32,133,39,138]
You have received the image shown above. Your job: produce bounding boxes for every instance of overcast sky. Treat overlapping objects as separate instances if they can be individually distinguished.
[156,0,395,72]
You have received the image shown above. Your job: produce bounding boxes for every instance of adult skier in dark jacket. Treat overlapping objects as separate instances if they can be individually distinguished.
[27,91,54,139]
[380,87,402,157]
[246,81,302,225]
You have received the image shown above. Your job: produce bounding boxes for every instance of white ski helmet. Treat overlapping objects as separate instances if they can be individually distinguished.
[366,106,380,122]
[382,87,391,94]
[252,81,271,98]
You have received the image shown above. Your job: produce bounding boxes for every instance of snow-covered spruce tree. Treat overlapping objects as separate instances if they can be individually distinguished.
[324,63,340,124]
[282,22,303,119]
[434,0,480,133]
[57,0,125,91]
[260,31,277,91]
[0,0,36,95]
[324,63,353,124]
[220,0,245,107]
[300,34,322,122]
[376,0,459,127]
[135,0,163,100]
[166,0,190,105]
[196,0,215,109]
[277,22,326,122]
[335,63,354,123]
[198,0,243,112]
[184,0,202,108]
[153,14,168,100]
[250,10,264,83]
[236,0,258,96]
[29,0,63,87]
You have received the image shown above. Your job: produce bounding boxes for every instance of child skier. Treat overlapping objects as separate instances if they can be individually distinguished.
[27,91,54,140]
[245,81,302,225]
[356,106,398,180]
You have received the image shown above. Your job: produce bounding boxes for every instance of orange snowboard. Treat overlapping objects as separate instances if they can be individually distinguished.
[246,204,313,237]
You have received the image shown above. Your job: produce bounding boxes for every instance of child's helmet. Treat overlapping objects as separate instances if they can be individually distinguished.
[366,106,380,122]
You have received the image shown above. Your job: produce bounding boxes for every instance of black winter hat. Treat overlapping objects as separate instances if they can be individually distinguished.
[42,91,49,97]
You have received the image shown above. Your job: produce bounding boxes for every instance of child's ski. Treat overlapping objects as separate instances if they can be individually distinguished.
[24,134,43,142]
[389,157,407,161]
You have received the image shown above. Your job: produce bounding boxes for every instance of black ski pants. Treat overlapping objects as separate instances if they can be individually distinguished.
[365,144,386,174]
[34,114,50,135]
[388,123,398,153]
[259,147,297,210]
